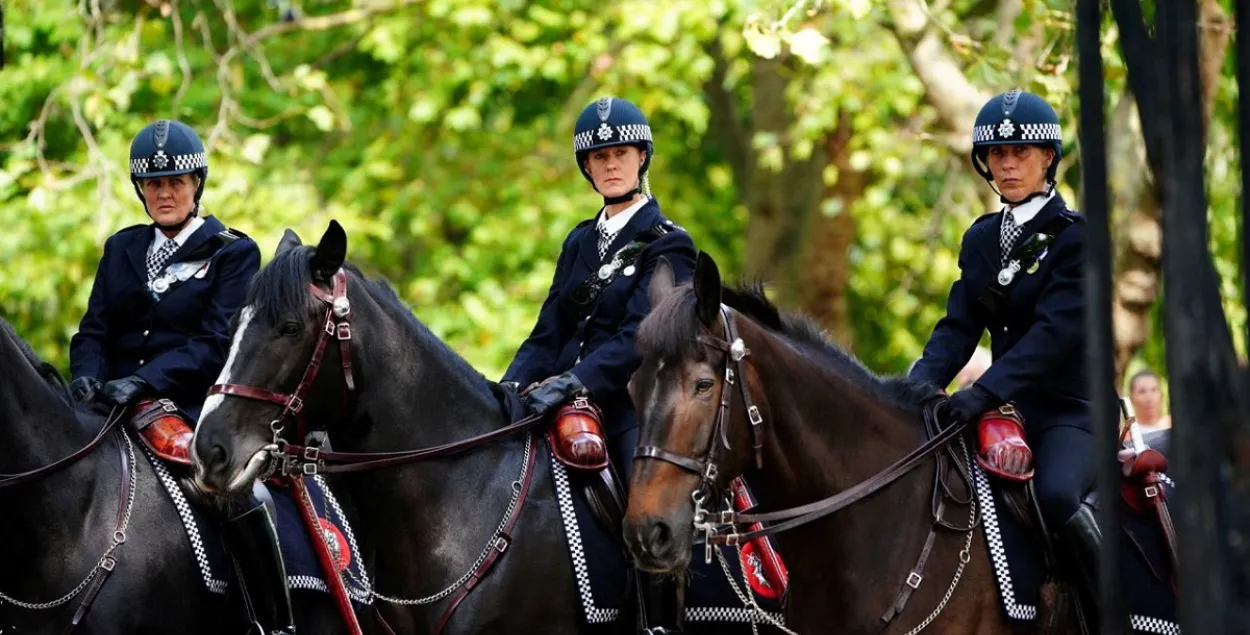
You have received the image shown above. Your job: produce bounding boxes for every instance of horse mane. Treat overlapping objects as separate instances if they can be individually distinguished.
[0,315,84,410]
[638,282,938,411]
[248,246,495,388]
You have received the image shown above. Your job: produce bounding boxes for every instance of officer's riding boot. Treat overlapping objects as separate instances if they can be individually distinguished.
[222,502,297,635]
[1057,505,1102,631]
[635,569,685,634]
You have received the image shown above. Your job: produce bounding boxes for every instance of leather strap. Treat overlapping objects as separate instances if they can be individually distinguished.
[63,429,133,634]
[432,432,540,635]
[709,408,968,544]
[0,407,124,490]
[291,476,364,635]
[881,501,944,624]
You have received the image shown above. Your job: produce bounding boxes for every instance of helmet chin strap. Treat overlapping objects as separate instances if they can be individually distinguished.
[602,185,642,205]
[993,181,1054,207]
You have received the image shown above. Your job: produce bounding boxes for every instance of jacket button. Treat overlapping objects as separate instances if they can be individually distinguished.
[143,329,150,337]
[139,359,145,365]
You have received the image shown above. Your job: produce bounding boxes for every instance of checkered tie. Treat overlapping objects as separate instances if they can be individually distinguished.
[146,239,179,282]
[597,225,616,261]
[999,210,1023,268]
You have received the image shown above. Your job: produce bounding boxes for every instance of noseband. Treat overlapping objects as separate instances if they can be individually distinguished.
[207,269,356,462]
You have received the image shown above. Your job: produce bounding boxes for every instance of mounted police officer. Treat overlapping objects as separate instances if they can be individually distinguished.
[908,90,1102,623]
[502,96,697,634]
[68,120,295,634]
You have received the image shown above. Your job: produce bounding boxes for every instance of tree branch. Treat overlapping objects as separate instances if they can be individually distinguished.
[885,0,987,152]
[704,31,754,199]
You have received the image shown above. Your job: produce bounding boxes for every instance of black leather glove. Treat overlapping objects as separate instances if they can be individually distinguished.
[70,376,103,404]
[522,372,586,417]
[944,383,1000,426]
[102,375,151,406]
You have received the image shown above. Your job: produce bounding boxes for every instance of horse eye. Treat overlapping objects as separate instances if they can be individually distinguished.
[695,378,715,394]
[279,321,301,336]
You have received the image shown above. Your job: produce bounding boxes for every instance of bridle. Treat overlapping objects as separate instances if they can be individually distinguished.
[632,304,978,555]
[207,269,357,476]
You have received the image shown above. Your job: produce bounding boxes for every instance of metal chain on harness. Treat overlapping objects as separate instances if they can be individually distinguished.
[356,432,533,606]
[0,427,137,610]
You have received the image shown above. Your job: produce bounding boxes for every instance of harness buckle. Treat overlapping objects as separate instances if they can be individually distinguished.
[747,406,763,426]
[336,322,352,341]
[303,446,321,462]
[287,395,304,414]
[302,461,320,476]
[159,400,179,413]
[906,571,923,589]
[100,556,117,572]
[492,535,511,553]
[724,367,735,385]
[1144,485,1159,498]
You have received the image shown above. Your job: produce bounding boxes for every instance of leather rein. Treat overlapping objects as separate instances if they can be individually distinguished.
[633,305,974,547]
[206,269,547,477]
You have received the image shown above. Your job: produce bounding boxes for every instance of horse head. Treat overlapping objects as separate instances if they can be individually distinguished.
[192,220,361,496]
[624,252,773,573]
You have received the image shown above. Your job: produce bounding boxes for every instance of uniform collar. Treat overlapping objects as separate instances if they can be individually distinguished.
[1002,189,1054,227]
[596,196,650,237]
[150,216,205,254]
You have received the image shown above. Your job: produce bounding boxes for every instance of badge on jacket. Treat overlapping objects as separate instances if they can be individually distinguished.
[150,259,211,296]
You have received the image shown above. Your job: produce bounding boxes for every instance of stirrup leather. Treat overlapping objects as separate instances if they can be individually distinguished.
[976,404,1034,482]
[128,398,194,465]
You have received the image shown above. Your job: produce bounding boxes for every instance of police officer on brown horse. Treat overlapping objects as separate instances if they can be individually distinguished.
[909,90,1102,624]
[502,96,698,633]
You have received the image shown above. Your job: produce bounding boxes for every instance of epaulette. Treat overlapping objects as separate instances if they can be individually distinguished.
[574,217,597,230]
[1059,208,1085,224]
[644,218,686,239]
[218,227,248,243]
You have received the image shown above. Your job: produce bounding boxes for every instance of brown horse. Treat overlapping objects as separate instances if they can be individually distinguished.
[623,252,1030,634]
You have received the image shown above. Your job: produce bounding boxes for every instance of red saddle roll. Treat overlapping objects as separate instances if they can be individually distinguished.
[976,403,1034,482]
[547,397,610,471]
[128,398,194,466]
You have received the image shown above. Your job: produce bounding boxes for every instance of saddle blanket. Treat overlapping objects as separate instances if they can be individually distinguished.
[973,462,1180,634]
[141,445,373,606]
[551,457,788,632]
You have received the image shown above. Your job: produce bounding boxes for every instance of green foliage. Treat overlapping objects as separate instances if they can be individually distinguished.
[0,0,1242,393]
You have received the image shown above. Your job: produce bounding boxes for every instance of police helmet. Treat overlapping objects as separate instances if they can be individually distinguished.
[573,97,653,187]
[129,120,209,210]
[970,89,1062,184]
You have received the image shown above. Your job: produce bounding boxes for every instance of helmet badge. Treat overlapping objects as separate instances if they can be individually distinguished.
[596,97,613,122]
[596,123,614,141]
[151,150,169,170]
[997,119,1015,139]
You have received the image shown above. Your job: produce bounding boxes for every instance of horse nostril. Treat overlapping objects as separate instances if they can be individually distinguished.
[209,444,228,470]
[646,518,674,554]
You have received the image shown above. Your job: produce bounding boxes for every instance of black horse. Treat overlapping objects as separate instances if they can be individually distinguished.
[190,223,587,634]
[0,317,343,634]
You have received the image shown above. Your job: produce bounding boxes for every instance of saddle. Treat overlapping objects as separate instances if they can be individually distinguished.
[128,397,194,465]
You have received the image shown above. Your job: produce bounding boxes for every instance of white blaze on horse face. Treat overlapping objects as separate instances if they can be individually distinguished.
[196,305,255,428]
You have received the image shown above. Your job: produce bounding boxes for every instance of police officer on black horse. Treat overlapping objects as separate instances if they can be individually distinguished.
[68,120,296,634]
[501,96,697,633]
[908,90,1103,625]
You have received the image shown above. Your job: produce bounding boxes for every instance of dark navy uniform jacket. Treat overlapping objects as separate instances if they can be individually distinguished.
[504,198,696,435]
[70,215,260,420]
[909,193,1089,432]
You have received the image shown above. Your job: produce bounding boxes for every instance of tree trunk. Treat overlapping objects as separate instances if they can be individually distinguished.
[797,112,865,349]
[1108,0,1231,386]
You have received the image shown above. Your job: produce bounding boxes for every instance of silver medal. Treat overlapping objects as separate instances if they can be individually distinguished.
[598,264,613,280]
[152,277,171,294]
[997,261,1021,286]
[623,265,636,277]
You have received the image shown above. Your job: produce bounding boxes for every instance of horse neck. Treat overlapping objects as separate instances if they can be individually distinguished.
[740,323,942,624]
[0,354,93,473]
[327,284,525,596]
[0,353,112,592]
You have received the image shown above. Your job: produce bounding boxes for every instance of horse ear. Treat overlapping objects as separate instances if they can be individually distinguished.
[692,251,722,327]
[276,229,303,257]
[310,220,347,283]
[648,256,677,307]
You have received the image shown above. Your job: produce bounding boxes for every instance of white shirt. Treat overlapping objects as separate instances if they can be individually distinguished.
[148,216,205,258]
[595,196,651,245]
[1002,189,1055,228]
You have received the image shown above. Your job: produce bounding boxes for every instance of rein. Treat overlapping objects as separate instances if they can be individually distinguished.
[633,305,975,546]
[0,406,125,490]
